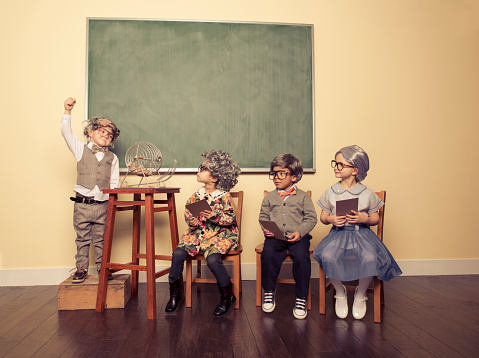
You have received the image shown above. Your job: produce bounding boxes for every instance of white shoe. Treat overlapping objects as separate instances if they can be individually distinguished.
[293,297,307,319]
[352,287,368,320]
[334,285,348,319]
[262,290,275,313]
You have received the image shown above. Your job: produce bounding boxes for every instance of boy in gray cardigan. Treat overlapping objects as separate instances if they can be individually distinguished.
[259,153,317,319]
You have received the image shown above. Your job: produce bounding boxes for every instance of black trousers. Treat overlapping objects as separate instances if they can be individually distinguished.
[168,247,231,287]
[261,235,311,298]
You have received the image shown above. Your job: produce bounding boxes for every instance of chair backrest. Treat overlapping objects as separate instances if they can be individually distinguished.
[375,191,386,242]
[230,191,243,244]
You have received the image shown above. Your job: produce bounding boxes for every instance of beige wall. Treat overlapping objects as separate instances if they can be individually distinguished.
[1,0,478,271]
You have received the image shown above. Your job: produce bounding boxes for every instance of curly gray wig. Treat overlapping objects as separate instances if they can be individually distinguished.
[270,153,303,182]
[83,116,120,144]
[202,150,241,191]
[335,145,369,182]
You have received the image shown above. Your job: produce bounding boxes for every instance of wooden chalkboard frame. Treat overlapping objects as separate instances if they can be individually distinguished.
[86,18,315,173]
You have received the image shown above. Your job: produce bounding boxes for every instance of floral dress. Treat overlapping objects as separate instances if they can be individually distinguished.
[177,187,238,258]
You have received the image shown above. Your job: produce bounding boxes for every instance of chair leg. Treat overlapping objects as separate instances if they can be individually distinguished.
[185,258,192,308]
[256,251,262,307]
[319,265,326,315]
[196,260,202,292]
[307,278,312,310]
[238,256,243,293]
[234,256,240,309]
[380,279,385,305]
[374,276,381,323]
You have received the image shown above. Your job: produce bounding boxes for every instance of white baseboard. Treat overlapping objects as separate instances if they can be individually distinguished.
[1,259,478,286]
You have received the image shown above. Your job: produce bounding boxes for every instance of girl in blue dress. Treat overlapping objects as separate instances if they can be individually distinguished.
[313,145,401,320]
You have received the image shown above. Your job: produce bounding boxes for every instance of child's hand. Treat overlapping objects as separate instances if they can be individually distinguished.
[64,97,76,114]
[189,217,200,227]
[287,232,301,243]
[263,228,274,238]
[346,211,367,224]
[200,209,213,220]
[329,215,347,227]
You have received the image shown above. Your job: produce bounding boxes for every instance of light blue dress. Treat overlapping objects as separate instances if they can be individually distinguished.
[312,182,402,282]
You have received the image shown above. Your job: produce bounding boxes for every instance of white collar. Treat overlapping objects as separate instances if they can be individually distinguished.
[196,187,227,202]
[331,181,367,195]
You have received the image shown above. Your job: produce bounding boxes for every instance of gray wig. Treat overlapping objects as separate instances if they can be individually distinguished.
[83,116,120,144]
[335,145,369,182]
[270,153,303,182]
[202,150,241,191]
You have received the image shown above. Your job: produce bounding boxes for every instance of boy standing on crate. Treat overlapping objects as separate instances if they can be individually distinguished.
[61,97,120,283]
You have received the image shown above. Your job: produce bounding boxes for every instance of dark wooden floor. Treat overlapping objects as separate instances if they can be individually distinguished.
[0,275,478,358]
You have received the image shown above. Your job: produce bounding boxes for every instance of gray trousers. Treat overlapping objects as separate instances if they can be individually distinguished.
[73,201,108,271]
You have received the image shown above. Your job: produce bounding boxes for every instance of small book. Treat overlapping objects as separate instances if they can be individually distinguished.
[185,199,211,217]
[259,220,289,241]
[336,198,359,216]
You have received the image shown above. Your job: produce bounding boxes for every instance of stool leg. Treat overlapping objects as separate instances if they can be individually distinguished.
[131,194,141,296]
[167,193,180,249]
[145,193,157,319]
[96,195,116,312]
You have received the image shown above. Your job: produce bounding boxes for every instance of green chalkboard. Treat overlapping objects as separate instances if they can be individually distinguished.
[87,19,314,172]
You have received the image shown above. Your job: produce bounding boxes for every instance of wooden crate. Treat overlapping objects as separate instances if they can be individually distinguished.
[58,274,131,310]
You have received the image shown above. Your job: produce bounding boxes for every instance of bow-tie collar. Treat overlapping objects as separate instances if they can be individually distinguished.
[91,144,108,154]
[278,186,296,200]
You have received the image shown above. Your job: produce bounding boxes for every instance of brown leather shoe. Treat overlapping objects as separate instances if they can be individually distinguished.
[72,268,87,283]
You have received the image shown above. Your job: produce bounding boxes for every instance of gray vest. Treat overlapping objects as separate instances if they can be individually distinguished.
[77,144,114,190]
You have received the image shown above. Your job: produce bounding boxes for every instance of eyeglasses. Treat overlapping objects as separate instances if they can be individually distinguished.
[331,160,355,171]
[198,164,209,172]
[269,171,292,180]
[97,127,113,140]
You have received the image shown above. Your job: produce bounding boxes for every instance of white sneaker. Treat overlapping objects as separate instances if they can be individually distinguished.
[262,290,275,313]
[293,297,307,319]
[334,285,348,319]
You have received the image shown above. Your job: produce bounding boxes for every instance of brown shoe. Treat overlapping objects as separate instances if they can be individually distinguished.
[72,268,88,283]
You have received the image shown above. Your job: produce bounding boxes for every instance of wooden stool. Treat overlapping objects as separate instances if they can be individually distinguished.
[96,187,180,319]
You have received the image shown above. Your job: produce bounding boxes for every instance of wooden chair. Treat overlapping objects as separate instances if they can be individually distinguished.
[319,190,386,323]
[255,190,313,311]
[185,191,243,309]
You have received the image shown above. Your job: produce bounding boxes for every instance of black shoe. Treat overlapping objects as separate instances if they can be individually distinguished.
[165,279,184,313]
[72,268,87,283]
[213,281,236,317]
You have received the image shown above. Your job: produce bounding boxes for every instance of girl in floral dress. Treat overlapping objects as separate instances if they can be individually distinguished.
[165,150,241,317]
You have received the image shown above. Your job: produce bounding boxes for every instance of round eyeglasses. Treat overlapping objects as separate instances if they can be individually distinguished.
[198,164,209,172]
[269,171,292,180]
[331,160,355,171]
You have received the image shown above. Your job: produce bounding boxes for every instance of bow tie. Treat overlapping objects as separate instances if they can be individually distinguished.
[91,144,108,154]
[278,186,296,200]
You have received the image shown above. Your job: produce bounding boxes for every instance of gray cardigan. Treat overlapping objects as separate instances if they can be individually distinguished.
[259,187,318,238]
